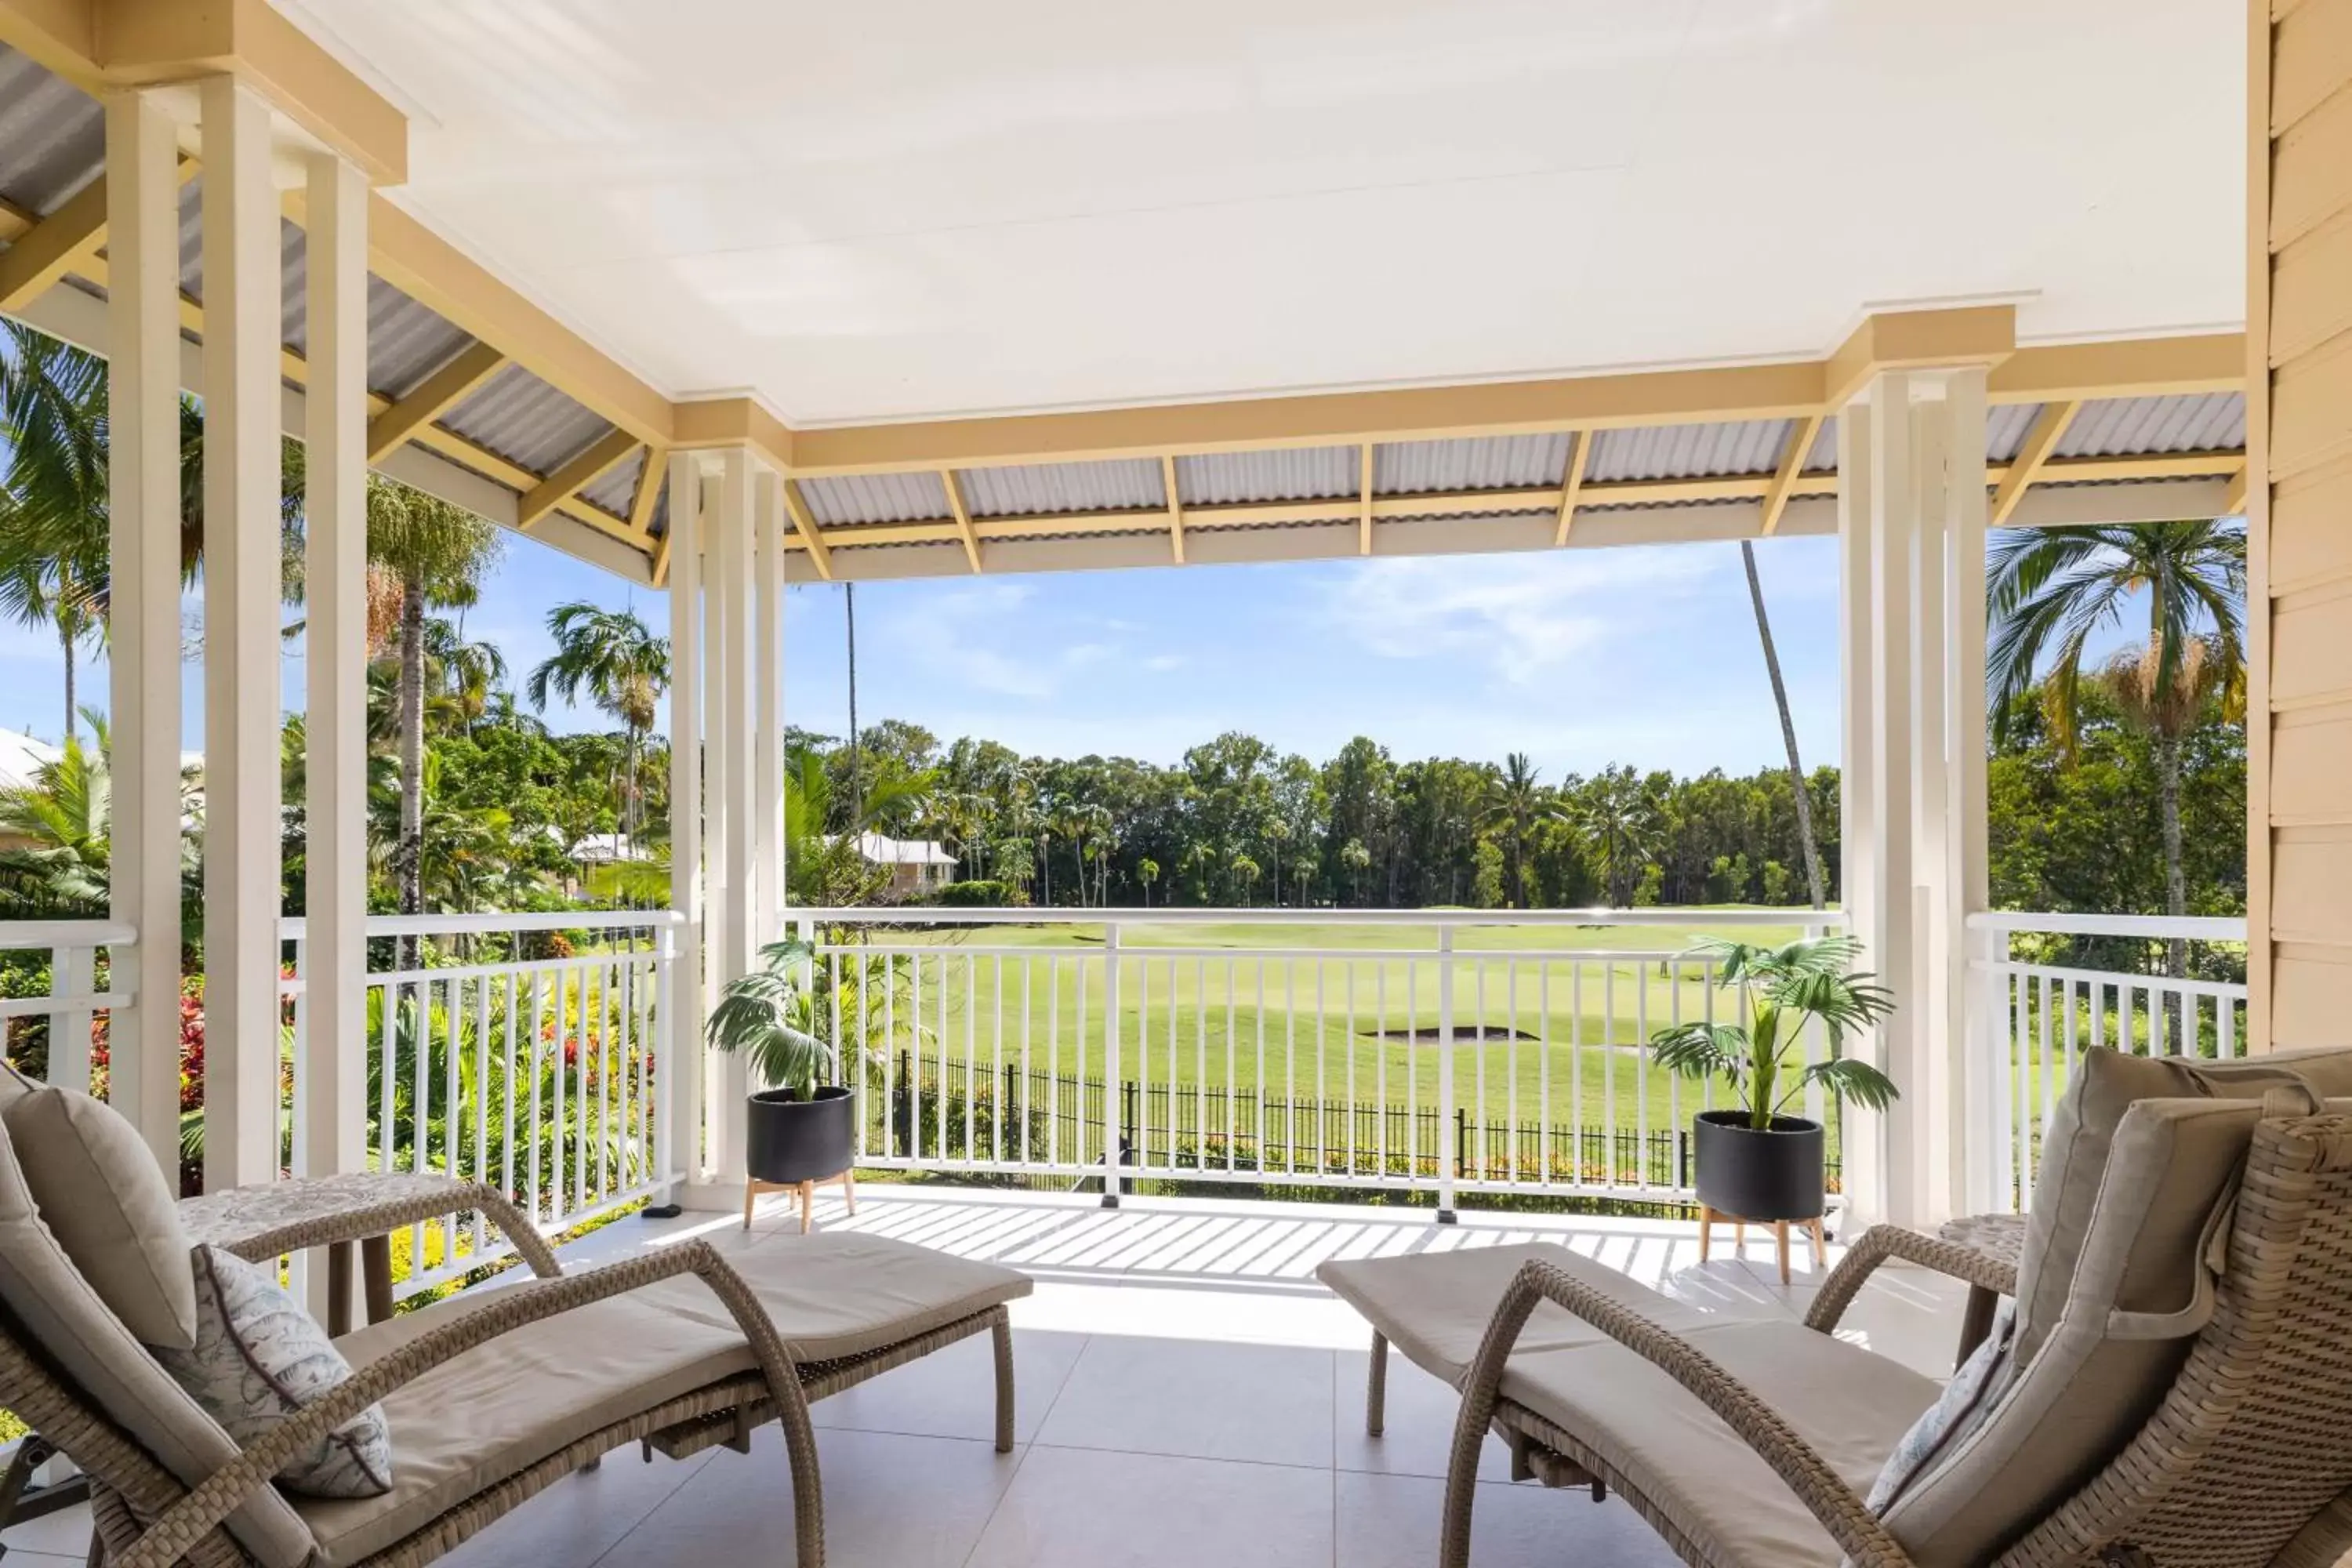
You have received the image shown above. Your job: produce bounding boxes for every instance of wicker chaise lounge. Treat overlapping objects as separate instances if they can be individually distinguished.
[1321,1046,2352,1568]
[0,1075,1031,1568]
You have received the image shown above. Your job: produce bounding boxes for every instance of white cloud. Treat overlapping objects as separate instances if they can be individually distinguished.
[1321,546,1724,684]
[878,582,1122,702]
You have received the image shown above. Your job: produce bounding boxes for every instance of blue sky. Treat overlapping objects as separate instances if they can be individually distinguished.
[0,528,1858,779]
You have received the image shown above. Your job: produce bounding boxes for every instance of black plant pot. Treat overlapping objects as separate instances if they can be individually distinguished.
[745,1086,856,1185]
[1692,1110,1824,1221]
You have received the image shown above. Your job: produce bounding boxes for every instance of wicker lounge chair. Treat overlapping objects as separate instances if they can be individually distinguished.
[1321,1047,2352,1568]
[0,1082,1029,1568]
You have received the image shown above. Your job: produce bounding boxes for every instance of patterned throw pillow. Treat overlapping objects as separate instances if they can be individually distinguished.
[1867,1300,2016,1514]
[154,1246,394,1499]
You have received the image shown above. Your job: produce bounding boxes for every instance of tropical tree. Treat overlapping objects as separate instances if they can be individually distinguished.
[1479,752,1552,909]
[1231,851,1261,906]
[1338,838,1372,905]
[1988,520,2246,975]
[524,601,670,834]
[1570,765,1660,907]
[367,476,504,931]
[1740,541,1826,909]
[1138,856,1160,907]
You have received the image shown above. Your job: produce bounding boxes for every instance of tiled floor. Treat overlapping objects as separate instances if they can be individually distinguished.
[5,1185,1969,1568]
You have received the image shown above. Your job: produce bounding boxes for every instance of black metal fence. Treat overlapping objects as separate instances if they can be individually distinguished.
[877,1051,1841,1192]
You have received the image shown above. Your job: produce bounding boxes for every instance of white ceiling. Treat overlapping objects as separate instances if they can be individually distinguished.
[283,0,2245,426]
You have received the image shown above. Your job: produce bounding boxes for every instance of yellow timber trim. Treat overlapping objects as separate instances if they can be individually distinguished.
[1357,444,1374,554]
[671,396,795,474]
[1989,401,2082,526]
[0,0,404,183]
[630,447,667,535]
[2223,463,2250,516]
[780,477,835,580]
[1162,456,1185,564]
[944,467,984,572]
[517,427,641,530]
[0,194,34,243]
[1759,413,1823,536]
[771,449,2245,557]
[365,342,506,463]
[1824,304,2017,407]
[1552,430,1592,546]
[0,156,194,312]
[1991,336,2248,403]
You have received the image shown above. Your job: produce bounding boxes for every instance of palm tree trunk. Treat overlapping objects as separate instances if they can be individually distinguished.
[58,621,74,742]
[394,573,428,963]
[2157,729,2189,978]
[844,583,862,831]
[1741,541,1827,910]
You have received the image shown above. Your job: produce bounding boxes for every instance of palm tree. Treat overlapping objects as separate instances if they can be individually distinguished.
[843,582,862,830]
[1338,837,1372,906]
[1988,520,2246,977]
[1570,765,1660,908]
[1740,541,1825,909]
[1138,856,1160,907]
[367,476,503,930]
[1479,752,1552,909]
[1231,851,1261,907]
[524,601,670,835]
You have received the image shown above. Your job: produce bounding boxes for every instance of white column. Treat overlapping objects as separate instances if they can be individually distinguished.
[706,448,756,1182]
[664,455,706,1195]
[753,466,786,946]
[1933,371,1990,1220]
[102,89,184,1178]
[299,151,370,1205]
[198,77,285,1193]
[1835,401,1884,1225]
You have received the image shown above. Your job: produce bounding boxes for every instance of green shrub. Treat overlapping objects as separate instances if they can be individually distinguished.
[933,879,1023,907]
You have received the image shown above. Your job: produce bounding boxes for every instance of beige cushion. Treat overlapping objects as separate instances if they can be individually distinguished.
[1504,1319,1939,1568]
[1878,1094,2263,1566]
[1316,1242,1717,1388]
[305,1230,1030,1564]
[0,1083,198,1349]
[0,1116,318,1568]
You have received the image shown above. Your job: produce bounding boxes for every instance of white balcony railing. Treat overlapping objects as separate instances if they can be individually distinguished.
[0,920,137,1094]
[1967,910,2250,1214]
[279,909,683,1302]
[792,907,1845,1210]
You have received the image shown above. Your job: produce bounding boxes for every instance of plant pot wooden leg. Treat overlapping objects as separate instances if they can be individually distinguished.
[744,1181,757,1232]
[799,1179,815,1235]
[842,1167,857,1217]
[1698,1205,1714,1262]
[1773,1221,1791,1286]
[1805,1218,1827,1272]
[1734,1219,1745,1254]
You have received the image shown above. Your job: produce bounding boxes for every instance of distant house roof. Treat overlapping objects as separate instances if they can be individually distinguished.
[571,832,650,864]
[851,832,956,867]
[0,730,60,793]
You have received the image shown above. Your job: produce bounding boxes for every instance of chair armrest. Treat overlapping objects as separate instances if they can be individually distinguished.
[179,1172,563,1283]
[1803,1224,2019,1338]
[1448,1258,1916,1568]
[113,1240,810,1568]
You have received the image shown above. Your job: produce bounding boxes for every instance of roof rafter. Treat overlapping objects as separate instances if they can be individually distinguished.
[365,341,506,463]
[1161,456,1185,564]
[517,428,641,530]
[630,446,668,535]
[1552,430,1591,546]
[0,157,194,311]
[1759,413,1825,537]
[943,467,984,572]
[1357,444,1374,555]
[779,477,834,580]
[2223,463,2249,517]
[1990,401,2081,526]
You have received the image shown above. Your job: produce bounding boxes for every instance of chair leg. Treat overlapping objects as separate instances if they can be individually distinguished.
[1367,1330,1388,1436]
[1439,1403,1483,1568]
[778,1392,827,1568]
[992,1312,1017,1454]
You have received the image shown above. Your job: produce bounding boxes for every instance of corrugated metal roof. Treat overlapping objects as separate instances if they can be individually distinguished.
[0,46,101,216]
[440,362,613,477]
[1804,416,1838,470]
[1175,447,1354,504]
[365,281,477,399]
[580,445,646,516]
[2059,392,2245,456]
[1586,418,1791,481]
[1987,401,2040,463]
[957,457,1163,516]
[1375,433,1570,493]
[799,471,950,525]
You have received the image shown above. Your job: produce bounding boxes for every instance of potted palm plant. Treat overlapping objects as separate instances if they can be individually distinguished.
[706,936,857,1232]
[1647,933,1897,1246]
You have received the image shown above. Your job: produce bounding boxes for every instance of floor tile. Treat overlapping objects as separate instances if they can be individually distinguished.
[1036,1334,1334,1468]
[1335,1468,1681,1567]
[809,1326,1087,1445]
[966,1445,1333,1568]
[1333,1345,1514,1483]
[600,1426,1020,1568]
[441,1449,714,1568]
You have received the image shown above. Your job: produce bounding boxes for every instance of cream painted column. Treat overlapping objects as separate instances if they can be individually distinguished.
[1838,369,1990,1228]
[664,455,707,1196]
[753,466,786,949]
[705,448,757,1184]
[102,89,185,1178]
[198,77,287,1193]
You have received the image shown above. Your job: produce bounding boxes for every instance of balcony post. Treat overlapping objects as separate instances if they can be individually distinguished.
[706,447,757,1185]
[198,76,288,1193]
[664,453,706,1197]
[297,145,372,1319]
[101,89,185,1177]
[1436,925,1457,1221]
[753,466,786,951]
